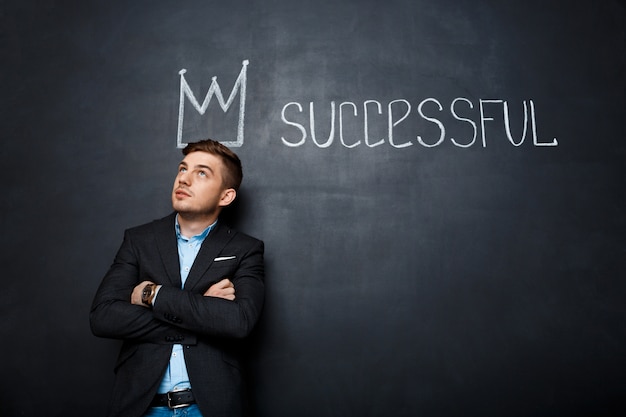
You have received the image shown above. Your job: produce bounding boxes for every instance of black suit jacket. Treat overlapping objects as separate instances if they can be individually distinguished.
[90,213,265,417]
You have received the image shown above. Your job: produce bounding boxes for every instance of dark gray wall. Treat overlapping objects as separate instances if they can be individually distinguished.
[1,0,625,416]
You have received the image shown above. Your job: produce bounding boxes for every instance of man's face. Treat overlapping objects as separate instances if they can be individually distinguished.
[172,151,232,218]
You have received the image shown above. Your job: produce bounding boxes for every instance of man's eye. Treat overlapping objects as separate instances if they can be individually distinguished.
[198,171,207,177]
[179,167,187,173]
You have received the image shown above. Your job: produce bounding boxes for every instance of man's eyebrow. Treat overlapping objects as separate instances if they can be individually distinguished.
[178,161,214,173]
[195,164,214,173]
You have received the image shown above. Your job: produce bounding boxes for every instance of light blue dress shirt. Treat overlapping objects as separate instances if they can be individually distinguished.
[155,215,216,394]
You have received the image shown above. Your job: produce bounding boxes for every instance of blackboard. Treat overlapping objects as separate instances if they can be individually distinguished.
[1,0,625,416]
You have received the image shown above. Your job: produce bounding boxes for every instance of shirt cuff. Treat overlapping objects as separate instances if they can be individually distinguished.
[151,285,163,306]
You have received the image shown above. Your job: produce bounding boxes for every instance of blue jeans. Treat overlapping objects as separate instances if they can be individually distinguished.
[142,404,203,417]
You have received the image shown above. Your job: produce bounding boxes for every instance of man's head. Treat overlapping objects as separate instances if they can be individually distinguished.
[182,139,243,191]
[172,139,243,221]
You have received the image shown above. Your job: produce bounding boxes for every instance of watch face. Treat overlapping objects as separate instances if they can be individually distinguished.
[142,285,152,302]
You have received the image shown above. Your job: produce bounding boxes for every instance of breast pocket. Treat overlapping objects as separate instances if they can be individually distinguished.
[211,257,238,274]
[200,258,239,291]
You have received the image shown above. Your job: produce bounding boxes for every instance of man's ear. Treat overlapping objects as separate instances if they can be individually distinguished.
[218,188,237,207]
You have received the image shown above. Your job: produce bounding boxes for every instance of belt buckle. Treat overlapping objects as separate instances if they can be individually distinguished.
[167,388,190,409]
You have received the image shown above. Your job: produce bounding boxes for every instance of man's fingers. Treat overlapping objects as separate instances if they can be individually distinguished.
[216,278,233,288]
[204,278,236,299]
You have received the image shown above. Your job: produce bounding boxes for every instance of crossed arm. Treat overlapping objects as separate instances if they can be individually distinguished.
[90,229,265,343]
[130,278,236,306]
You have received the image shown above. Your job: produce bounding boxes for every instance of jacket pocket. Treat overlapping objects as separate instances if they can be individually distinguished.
[221,350,241,370]
[114,343,139,373]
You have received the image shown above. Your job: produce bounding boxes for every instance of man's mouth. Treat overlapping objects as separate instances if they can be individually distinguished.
[175,188,191,197]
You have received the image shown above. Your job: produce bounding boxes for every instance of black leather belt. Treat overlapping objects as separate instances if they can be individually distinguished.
[151,388,196,409]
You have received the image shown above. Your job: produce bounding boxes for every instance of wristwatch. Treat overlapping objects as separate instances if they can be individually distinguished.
[141,283,156,306]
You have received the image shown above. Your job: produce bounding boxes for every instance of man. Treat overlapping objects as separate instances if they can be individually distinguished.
[90,139,264,417]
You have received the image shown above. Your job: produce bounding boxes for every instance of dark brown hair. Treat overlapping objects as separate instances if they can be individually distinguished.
[182,139,243,191]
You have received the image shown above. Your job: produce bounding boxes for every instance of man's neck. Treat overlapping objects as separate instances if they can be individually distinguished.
[177,212,218,238]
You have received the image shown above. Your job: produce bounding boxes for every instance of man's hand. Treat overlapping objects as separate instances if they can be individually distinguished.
[131,280,155,307]
[204,278,236,300]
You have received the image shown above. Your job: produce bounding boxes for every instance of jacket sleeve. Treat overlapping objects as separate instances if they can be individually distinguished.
[89,229,197,345]
[152,238,265,340]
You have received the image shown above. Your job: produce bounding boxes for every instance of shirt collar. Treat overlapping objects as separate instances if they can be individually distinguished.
[175,214,217,241]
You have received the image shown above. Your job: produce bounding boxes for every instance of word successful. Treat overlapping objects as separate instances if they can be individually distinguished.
[280,98,558,148]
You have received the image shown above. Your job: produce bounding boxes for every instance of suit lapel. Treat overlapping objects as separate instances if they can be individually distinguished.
[154,213,182,288]
[184,221,235,291]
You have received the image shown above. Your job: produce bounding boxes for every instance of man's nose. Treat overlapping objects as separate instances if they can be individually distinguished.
[178,172,190,185]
